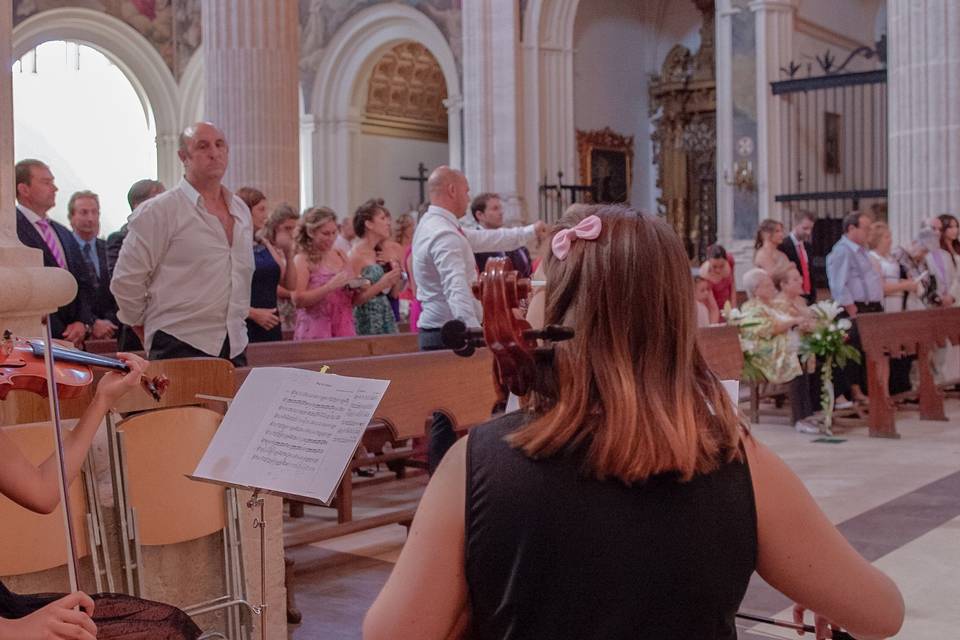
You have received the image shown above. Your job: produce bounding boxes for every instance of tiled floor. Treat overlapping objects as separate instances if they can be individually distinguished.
[286,403,960,639]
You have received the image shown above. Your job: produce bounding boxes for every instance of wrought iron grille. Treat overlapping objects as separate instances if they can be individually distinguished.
[538,171,596,225]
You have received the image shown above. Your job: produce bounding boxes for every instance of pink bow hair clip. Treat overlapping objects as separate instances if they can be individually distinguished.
[551,215,602,260]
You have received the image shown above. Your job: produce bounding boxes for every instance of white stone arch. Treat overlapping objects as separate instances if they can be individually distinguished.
[521,0,580,217]
[12,7,181,188]
[306,4,462,215]
[179,49,205,129]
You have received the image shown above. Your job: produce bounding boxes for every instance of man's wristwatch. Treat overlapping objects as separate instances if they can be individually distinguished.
[84,323,93,339]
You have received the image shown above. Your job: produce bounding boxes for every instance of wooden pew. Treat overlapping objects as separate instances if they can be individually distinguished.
[857,307,960,438]
[697,325,743,381]
[244,332,419,367]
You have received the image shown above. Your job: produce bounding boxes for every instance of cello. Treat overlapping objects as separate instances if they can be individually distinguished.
[440,256,856,640]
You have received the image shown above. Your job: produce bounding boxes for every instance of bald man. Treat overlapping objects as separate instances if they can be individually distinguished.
[111,122,254,365]
[411,166,544,471]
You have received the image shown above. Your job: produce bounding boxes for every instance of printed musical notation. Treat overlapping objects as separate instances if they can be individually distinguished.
[191,367,389,504]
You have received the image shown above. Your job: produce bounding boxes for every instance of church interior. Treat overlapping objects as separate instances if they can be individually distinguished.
[1,0,958,639]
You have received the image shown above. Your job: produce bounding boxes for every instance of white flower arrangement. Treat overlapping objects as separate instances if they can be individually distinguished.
[799,300,861,434]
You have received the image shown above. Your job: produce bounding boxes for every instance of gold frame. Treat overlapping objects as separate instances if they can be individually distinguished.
[577,127,634,203]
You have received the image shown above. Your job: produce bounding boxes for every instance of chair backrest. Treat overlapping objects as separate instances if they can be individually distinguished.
[112,357,235,414]
[0,420,91,576]
[697,325,744,381]
[118,406,227,545]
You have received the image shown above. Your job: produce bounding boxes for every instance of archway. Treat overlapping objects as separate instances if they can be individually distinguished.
[307,4,461,217]
[12,8,181,189]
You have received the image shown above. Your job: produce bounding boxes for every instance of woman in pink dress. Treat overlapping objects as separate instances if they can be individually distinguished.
[291,207,358,339]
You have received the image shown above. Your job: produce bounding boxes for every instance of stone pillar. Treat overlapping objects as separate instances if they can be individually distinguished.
[462,0,525,224]
[155,132,181,191]
[889,1,960,244]
[201,0,300,206]
[0,0,76,339]
[750,0,796,222]
[715,0,739,247]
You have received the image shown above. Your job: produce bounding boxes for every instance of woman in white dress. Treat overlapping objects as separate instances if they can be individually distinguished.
[867,222,918,313]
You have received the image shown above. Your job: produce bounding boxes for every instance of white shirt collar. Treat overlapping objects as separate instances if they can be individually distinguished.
[73,232,96,247]
[178,177,237,213]
[17,203,45,224]
[425,204,462,228]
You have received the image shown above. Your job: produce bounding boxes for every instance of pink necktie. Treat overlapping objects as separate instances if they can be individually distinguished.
[35,218,66,269]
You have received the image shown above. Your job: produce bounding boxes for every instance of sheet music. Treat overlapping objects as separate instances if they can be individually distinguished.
[192,367,389,504]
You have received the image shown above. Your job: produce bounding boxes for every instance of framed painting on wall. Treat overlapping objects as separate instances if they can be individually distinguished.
[577,127,634,204]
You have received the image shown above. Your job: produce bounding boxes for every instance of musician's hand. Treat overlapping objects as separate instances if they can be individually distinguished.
[62,321,86,347]
[91,319,118,339]
[793,603,841,639]
[0,591,97,640]
[94,352,149,406]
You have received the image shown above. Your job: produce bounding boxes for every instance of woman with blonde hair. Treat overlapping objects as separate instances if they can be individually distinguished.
[364,205,903,640]
[291,207,358,339]
[753,218,791,274]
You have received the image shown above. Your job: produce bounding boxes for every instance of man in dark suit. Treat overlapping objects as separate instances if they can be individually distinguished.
[471,192,533,277]
[778,210,817,304]
[15,159,96,346]
[67,190,119,341]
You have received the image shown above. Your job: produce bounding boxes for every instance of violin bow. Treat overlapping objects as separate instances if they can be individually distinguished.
[40,316,82,593]
[737,612,856,639]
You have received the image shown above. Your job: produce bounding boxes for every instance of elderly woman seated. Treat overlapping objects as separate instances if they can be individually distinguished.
[772,265,820,433]
[739,267,808,403]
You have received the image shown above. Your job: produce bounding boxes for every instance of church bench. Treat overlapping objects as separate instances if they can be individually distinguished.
[244,332,419,366]
[697,325,744,382]
[857,307,960,438]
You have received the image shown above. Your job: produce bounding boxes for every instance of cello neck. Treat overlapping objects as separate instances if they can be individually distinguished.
[28,341,129,372]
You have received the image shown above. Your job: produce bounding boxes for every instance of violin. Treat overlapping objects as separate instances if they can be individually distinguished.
[440,258,857,640]
[0,330,169,402]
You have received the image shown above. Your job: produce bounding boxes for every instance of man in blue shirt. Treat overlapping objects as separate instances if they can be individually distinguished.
[826,210,883,402]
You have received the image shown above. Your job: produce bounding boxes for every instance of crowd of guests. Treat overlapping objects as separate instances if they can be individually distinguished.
[14,122,543,370]
[697,209,960,434]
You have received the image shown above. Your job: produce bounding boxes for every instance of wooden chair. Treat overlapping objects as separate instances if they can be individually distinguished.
[117,406,252,639]
[0,420,110,592]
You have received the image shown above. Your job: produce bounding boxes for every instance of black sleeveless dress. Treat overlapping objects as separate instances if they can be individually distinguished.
[465,412,757,640]
[0,581,202,639]
[247,242,283,343]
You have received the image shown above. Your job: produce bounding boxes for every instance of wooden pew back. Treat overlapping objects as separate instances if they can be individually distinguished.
[236,349,499,441]
[697,325,743,381]
[244,333,419,367]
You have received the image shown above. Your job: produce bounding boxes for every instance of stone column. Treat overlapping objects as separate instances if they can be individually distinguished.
[715,0,739,247]
[750,0,796,222]
[889,1,960,244]
[0,0,76,339]
[462,0,525,223]
[201,0,300,206]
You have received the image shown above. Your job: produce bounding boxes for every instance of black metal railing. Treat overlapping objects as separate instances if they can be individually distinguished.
[538,171,596,225]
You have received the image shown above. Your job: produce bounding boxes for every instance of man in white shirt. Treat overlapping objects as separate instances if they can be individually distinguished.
[111,122,254,366]
[411,165,543,471]
[334,214,355,255]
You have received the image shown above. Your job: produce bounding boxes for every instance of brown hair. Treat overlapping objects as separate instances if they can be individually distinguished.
[470,192,498,217]
[354,198,389,238]
[754,218,783,250]
[393,212,416,244]
[67,190,99,217]
[14,159,48,190]
[512,204,743,483]
[842,210,872,234]
[296,206,338,263]
[263,203,300,244]
[938,213,960,257]
[236,187,266,212]
[867,221,890,251]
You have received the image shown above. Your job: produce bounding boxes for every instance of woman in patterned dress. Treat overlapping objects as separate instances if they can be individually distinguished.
[349,199,404,335]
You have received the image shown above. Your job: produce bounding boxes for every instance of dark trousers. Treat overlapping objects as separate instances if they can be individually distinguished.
[834,301,883,398]
[419,328,456,475]
[149,330,247,368]
[789,369,818,423]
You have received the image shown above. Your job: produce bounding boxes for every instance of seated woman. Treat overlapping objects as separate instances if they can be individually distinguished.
[0,354,202,640]
[740,267,806,385]
[291,207,358,340]
[699,244,737,313]
[349,199,404,335]
[694,275,720,326]
[363,206,904,640]
[772,266,820,434]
